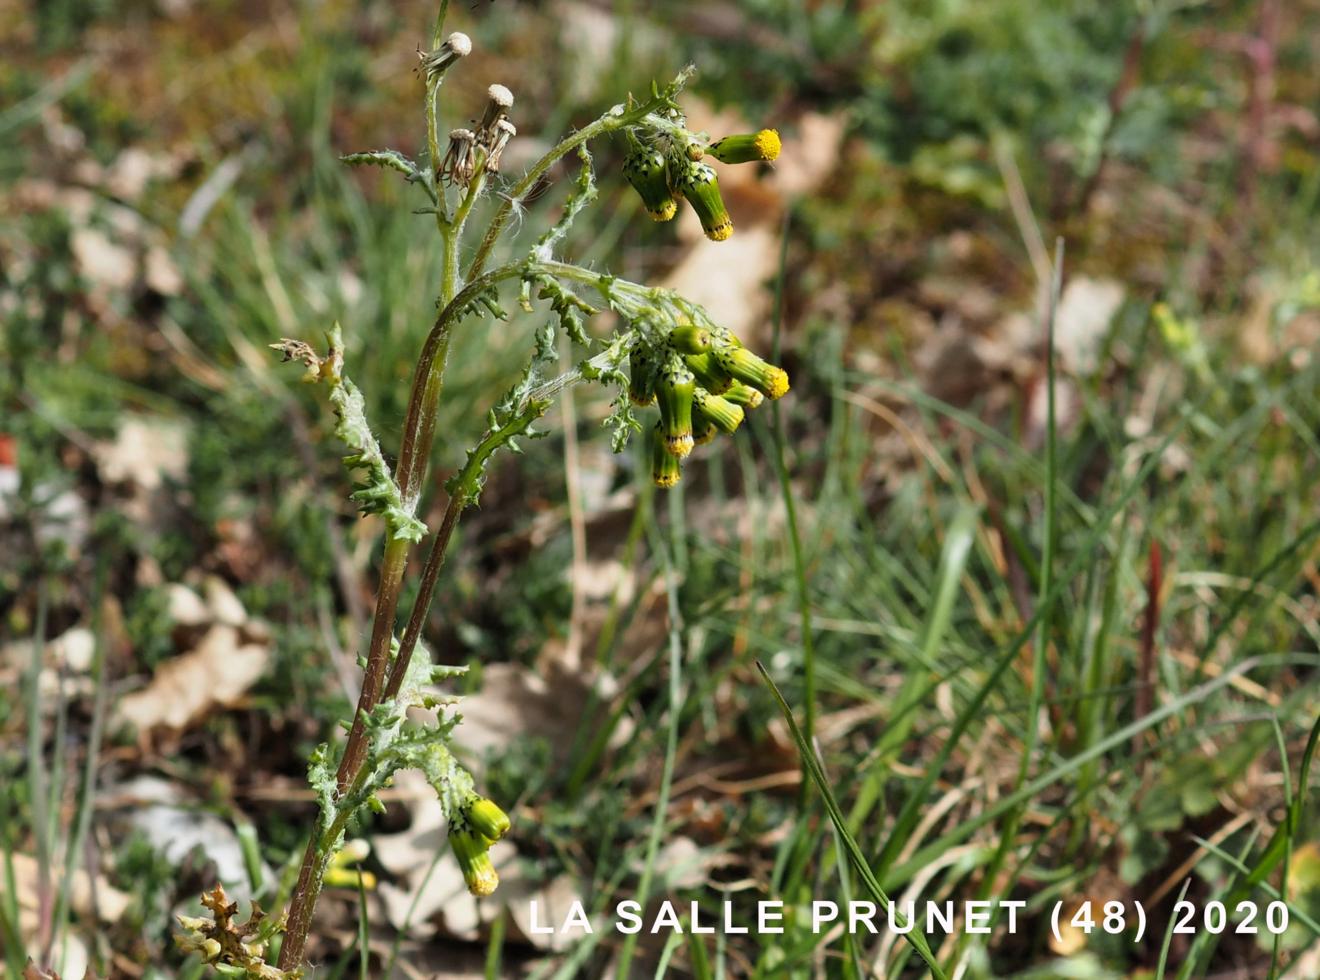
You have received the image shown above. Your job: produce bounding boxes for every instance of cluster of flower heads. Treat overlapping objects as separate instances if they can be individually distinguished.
[448,794,511,896]
[420,33,519,186]
[440,83,517,185]
[622,113,780,241]
[629,321,789,487]
[616,109,787,486]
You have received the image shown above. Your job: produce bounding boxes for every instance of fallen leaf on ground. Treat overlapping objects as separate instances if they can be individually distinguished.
[0,626,99,700]
[71,227,136,291]
[113,623,268,733]
[104,146,185,202]
[452,662,634,771]
[165,582,211,626]
[108,777,268,901]
[638,836,733,891]
[663,104,845,347]
[0,852,131,940]
[1053,276,1125,375]
[93,416,189,492]
[662,223,781,345]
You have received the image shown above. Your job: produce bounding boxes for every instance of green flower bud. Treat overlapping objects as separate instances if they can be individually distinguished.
[694,387,744,433]
[629,345,655,406]
[656,354,696,458]
[685,352,733,395]
[465,797,511,843]
[723,380,765,409]
[674,160,732,241]
[449,828,499,897]
[708,129,781,164]
[652,423,682,487]
[713,345,790,400]
[691,411,717,446]
[669,323,712,355]
[623,145,677,222]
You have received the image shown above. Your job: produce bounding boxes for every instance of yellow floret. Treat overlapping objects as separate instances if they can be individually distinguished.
[706,220,733,242]
[764,367,790,400]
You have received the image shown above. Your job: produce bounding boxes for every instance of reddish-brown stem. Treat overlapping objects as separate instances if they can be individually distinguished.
[1074,18,1147,215]
[278,537,407,970]
[280,833,321,970]
[332,540,410,790]
[277,263,523,971]
[386,391,554,701]
[384,491,466,700]
[1236,0,1280,229]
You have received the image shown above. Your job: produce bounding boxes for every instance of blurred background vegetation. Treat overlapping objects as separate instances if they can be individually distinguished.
[3,0,1320,976]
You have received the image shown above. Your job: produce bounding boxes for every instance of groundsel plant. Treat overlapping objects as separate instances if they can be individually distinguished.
[173,7,788,975]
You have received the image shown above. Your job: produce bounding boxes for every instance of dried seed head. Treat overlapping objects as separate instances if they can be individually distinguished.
[419,32,472,81]
[446,31,473,58]
[441,128,477,184]
[483,119,517,174]
[479,84,515,137]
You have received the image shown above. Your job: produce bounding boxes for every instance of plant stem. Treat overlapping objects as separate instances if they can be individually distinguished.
[278,257,526,970]
[464,93,678,281]
[280,530,404,970]
[278,76,676,961]
[279,770,368,971]
[425,0,452,220]
[330,538,411,789]
[395,175,485,511]
[384,493,464,700]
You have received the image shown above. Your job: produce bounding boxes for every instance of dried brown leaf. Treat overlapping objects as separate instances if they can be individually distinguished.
[113,623,268,733]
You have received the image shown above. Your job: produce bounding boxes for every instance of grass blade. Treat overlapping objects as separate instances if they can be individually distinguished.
[756,661,948,980]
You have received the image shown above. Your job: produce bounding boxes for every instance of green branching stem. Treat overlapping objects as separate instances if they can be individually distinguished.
[464,68,694,281]
[279,65,701,964]
[281,260,552,970]
[424,0,453,222]
[328,270,510,807]
[283,657,471,975]
[385,400,549,701]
